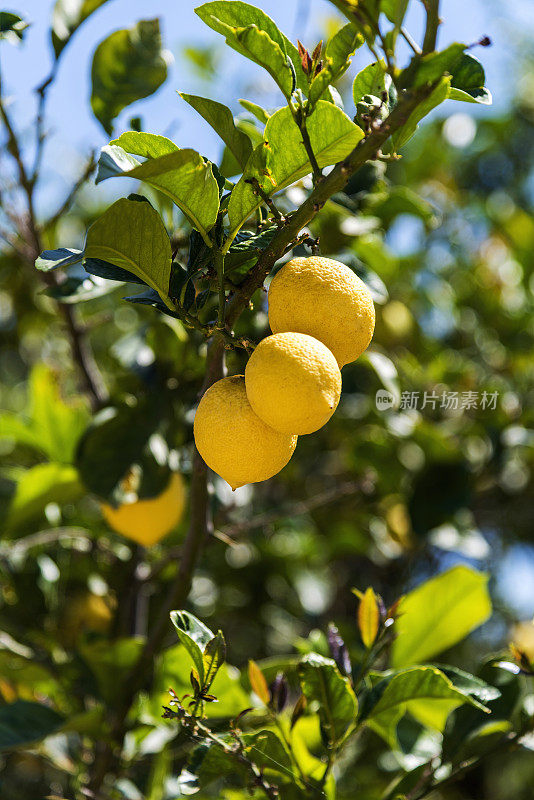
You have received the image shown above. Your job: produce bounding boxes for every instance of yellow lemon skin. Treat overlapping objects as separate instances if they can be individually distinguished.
[245,332,341,435]
[268,256,375,367]
[193,375,297,490]
[101,472,185,546]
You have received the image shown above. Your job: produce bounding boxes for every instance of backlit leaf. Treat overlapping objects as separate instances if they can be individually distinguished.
[181,94,253,169]
[228,101,363,237]
[309,23,363,108]
[96,147,219,240]
[51,0,110,58]
[391,565,492,668]
[298,653,357,745]
[171,610,215,684]
[84,197,173,305]
[91,19,167,135]
[195,1,308,97]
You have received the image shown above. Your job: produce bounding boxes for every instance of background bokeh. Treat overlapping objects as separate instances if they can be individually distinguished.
[0,1,533,798]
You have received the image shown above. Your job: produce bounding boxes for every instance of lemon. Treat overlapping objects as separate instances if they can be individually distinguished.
[245,332,341,435]
[268,256,375,367]
[101,472,185,546]
[193,375,297,490]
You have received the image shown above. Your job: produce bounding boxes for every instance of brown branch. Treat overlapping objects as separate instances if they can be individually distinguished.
[0,73,107,410]
[87,335,226,796]
[225,85,435,329]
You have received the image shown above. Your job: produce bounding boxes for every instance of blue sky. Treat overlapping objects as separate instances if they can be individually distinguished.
[1,0,532,214]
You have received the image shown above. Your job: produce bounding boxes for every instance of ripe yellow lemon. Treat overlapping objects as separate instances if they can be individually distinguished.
[193,375,297,490]
[101,472,185,546]
[245,332,341,435]
[268,256,375,367]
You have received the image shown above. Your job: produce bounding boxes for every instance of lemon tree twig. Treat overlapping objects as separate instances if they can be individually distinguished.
[86,82,443,797]
[0,69,107,410]
[422,0,441,54]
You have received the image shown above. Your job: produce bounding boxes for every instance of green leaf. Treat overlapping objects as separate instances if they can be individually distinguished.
[361,666,489,747]
[401,43,466,89]
[109,131,178,158]
[6,463,83,531]
[0,12,29,43]
[360,350,400,405]
[393,76,451,149]
[35,247,84,272]
[96,147,219,241]
[298,653,357,745]
[75,403,170,503]
[381,0,409,28]
[202,631,226,692]
[51,0,110,58]
[170,610,215,684]
[241,730,293,781]
[391,565,492,668]
[195,1,308,97]
[450,52,492,105]
[309,23,364,108]
[91,19,168,135]
[1,362,91,464]
[43,269,120,304]
[228,101,363,237]
[366,185,438,230]
[239,98,270,124]
[181,94,253,169]
[0,700,64,751]
[84,197,173,305]
[79,637,145,705]
[353,59,390,105]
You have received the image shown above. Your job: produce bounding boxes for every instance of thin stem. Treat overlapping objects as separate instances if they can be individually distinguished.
[214,249,226,329]
[421,0,441,54]
[44,152,96,230]
[401,27,422,55]
[294,103,322,185]
[224,84,436,328]
[0,65,107,410]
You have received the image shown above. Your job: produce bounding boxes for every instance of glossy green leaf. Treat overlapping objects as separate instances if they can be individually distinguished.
[170,610,215,683]
[0,11,29,43]
[391,565,492,668]
[84,197,173,305]
[181,94,253,169]
[228,101,363,237]
[353,59,390,105]
[450,52,492,105]
[195,1,308,97]
[202,631,226,692]
[393,76,451,149]
[0,700,64,750]
[35,247,84,272]
[96,147,219,240]
[6,463,83,531]
[401,43,466,89]
[91,19,167,135]
[309,23,363,108]
[51,0,110,58]
[298,653,357,745]
[361,666,489,747]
